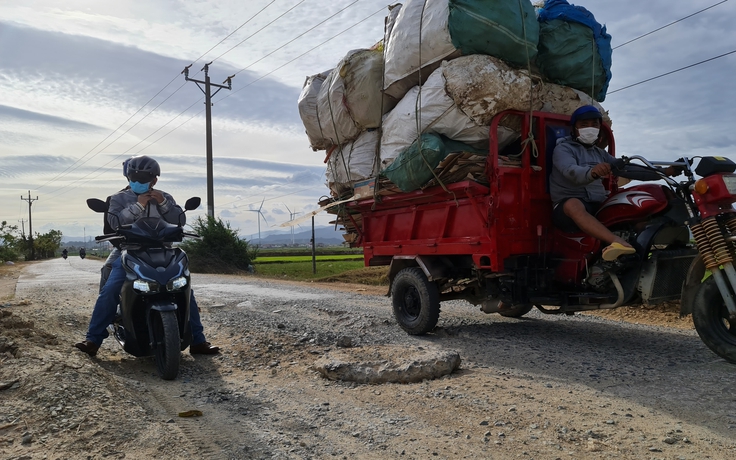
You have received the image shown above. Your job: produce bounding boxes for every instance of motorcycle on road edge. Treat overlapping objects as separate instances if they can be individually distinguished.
[87,196,201,380]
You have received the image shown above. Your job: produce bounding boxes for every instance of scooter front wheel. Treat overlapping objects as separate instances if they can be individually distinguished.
[152,310,181,380]
[692,277,736,363]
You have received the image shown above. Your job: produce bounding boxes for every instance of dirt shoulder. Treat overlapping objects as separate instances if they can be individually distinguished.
[1,261,733,460]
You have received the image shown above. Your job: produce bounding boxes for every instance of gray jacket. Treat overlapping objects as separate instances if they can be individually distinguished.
[549,136,615,204]
[107,188,184,229]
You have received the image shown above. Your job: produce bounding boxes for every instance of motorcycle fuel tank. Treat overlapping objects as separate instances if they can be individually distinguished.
[596,184,668,227]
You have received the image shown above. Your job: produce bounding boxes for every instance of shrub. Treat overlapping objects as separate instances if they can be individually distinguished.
[180,216,257,274]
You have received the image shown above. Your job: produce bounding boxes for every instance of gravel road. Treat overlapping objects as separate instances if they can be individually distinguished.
[1,258,735,459]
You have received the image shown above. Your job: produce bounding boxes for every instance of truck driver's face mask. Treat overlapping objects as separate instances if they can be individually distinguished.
[577,127,600,145]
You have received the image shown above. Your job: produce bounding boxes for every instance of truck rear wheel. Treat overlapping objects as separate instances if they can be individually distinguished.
[392,267,440,335]
[692,277,736,363]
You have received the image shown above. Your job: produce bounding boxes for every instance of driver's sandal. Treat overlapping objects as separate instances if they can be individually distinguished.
[602,242,636,261]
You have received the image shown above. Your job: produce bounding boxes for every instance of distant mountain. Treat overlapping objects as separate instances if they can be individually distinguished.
[62,226,349,247]
[250,226,346,246]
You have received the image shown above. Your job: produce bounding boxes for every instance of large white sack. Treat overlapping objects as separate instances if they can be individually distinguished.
[340,49,398,130]
[383,0,458,100]
[442,55,611,127]
[384,3,403,49]
[380,67,489,167]
[325,130,380,186]
[316,49,397,147]
[298,70,331,151]
[316,64,360,147]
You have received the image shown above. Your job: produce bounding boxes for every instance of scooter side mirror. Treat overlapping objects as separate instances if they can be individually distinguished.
[87,198,108,213]
[184,197,201,211]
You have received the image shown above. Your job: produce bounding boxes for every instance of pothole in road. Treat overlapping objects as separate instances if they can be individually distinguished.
[312,345,461,384]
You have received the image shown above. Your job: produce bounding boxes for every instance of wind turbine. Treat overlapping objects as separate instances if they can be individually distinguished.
[284,204,301,246]
[246,198,268,244]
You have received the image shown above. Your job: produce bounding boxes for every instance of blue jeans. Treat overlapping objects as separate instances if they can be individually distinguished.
[86,257,207,346]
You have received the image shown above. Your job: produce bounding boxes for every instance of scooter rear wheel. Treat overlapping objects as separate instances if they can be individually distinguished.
[692,277,736,363]
[152,310,181,380]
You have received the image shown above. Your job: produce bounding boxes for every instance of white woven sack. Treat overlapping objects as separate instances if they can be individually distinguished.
[340,49,397,131]
[383,0,457,100]
[442,55,611,127]
[298,70,332,151]
[380,66,489,167]
[316,58,361,147]
[325,130,380,186]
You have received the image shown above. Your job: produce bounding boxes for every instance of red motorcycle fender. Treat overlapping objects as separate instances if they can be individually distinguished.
[680,256,705,316]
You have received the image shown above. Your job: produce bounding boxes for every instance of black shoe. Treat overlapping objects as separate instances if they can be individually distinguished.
[74,340,99,357]
[190,342,220,355]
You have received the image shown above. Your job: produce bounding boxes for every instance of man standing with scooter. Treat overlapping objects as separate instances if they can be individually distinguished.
[74,155,220,357]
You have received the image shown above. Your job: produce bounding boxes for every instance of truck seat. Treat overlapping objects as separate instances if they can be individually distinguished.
[545,125,570,193]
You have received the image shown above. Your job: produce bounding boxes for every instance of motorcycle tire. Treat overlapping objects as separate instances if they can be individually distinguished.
[391,267,440,335]
[692,276,736,364]
[152,310,181,380]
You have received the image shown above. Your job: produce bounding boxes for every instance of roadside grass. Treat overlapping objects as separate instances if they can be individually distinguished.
[254,260,389,285]
[255,255,363,263]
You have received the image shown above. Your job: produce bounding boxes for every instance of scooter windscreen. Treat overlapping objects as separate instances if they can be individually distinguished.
[119,216,184,243]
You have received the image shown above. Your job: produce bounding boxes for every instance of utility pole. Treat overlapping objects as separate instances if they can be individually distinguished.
[21,191,38,260]
[182,62,234,218]
[311,216,316,274]
[18,219,26,239]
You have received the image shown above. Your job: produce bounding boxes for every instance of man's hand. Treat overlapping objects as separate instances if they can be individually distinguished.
[590,163,611,180]
[148,190,165,204]
[663,165,683,177]
[137,190,164,207]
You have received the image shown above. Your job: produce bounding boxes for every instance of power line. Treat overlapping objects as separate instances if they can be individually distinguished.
[35,73,181,191]
[38,2,282,192]
[219,4,385,101]
[38,3,385,200]
[210,0,308,65]
[229,0,361,78]
[43,97,204,196]
[613,0,729,50]
[193,0,278,66]
[608,48,736,94]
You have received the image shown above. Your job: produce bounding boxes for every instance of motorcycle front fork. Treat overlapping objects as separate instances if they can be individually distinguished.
[691,217,736,321]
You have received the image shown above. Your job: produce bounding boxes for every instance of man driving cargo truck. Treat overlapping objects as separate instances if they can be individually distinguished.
[549,105,679,261]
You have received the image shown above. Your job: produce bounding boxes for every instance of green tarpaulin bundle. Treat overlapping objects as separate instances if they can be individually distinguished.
[382,134,484,192]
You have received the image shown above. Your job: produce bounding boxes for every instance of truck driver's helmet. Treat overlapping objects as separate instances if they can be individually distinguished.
[570,105,602,126]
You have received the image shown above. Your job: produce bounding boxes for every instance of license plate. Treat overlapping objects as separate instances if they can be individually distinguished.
[724,175,736,195]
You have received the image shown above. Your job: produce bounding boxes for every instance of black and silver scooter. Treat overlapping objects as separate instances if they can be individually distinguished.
[86,196,200,380]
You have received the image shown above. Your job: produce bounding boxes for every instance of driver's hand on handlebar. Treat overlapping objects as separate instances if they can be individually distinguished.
[663,166,682,177]
[590,163,611,180]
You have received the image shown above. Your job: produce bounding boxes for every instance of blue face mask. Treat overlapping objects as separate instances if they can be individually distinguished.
[129,181,150,194]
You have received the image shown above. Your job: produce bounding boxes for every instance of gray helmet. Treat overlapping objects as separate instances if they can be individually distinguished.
[126,155,160,182]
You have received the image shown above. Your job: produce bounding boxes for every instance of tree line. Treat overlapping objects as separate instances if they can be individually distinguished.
[0,221,62,262]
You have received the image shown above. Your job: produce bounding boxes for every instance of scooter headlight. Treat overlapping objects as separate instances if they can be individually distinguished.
[169,276,188,291]
[133,279,153,293]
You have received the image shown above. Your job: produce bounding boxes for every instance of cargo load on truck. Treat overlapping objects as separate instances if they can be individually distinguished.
[297,0,612,241]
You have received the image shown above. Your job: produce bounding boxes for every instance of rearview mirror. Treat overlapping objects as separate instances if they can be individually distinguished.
[87,198,108,213]
[184,197,201,211]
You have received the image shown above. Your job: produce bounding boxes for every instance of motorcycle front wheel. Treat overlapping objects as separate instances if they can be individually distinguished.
[692,277,736,363]
[152,310,181,380]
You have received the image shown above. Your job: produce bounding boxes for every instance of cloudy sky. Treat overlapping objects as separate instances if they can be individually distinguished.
[1,0,735,242]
